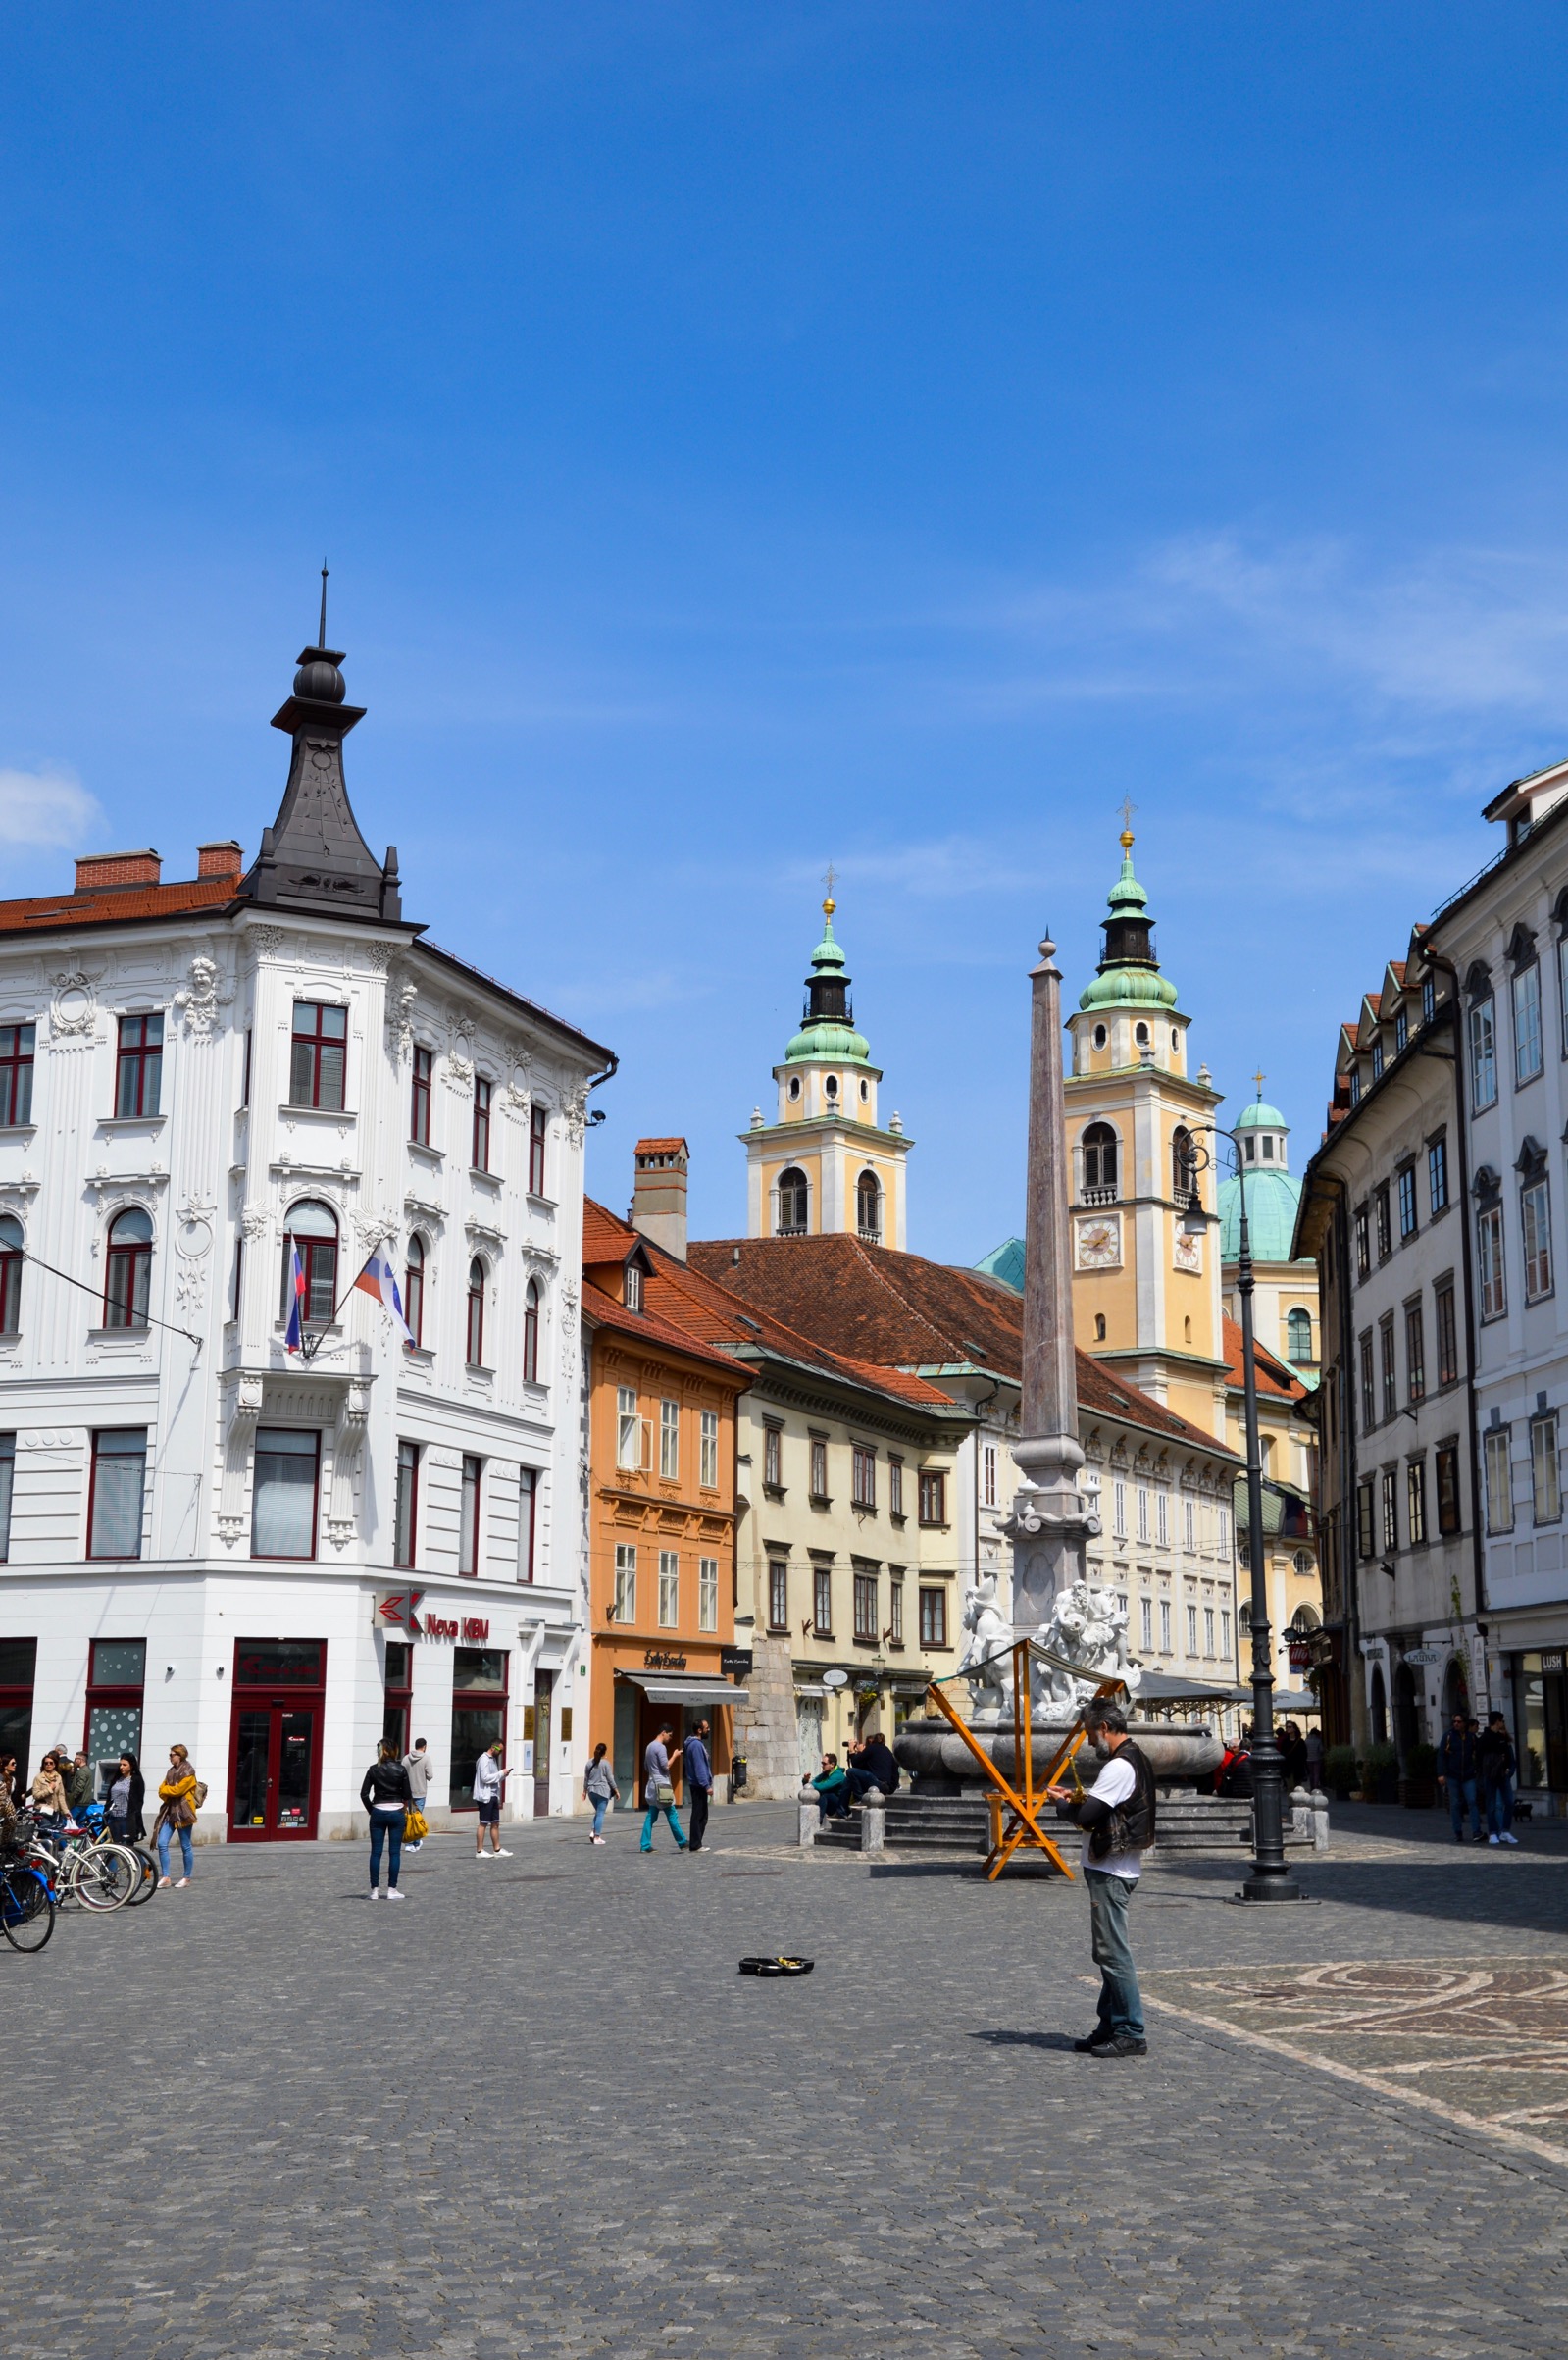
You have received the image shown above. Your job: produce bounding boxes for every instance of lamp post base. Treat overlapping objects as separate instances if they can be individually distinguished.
[1239,1869,1304,1901]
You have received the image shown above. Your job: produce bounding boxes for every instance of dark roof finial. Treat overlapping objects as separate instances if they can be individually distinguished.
[319,561,329,650]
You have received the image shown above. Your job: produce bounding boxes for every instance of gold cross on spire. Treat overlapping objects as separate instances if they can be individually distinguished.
[1118,795,1136,849]
[823,860,837,916]
[1253,1068,1266,1100]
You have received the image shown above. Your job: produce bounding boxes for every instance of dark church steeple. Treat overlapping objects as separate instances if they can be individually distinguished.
[240,582,403,922]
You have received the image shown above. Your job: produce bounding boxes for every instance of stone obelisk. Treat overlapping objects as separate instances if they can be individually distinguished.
[1003,936,1098,1635]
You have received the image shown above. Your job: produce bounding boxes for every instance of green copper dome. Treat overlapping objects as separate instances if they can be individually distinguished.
[1218,1166,1305,1263]
[784,903,873,1065]
[1236,1097,1288,1130]
[1079,834,1180,1012]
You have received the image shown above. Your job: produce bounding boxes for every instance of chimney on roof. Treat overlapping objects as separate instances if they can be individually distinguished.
[74,849,162,894]
[632,1137,688,1263]
[197,840,244,881]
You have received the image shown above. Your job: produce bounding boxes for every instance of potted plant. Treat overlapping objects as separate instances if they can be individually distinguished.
[1326,1744,1358,1803]
[1398,1741,1438,1809]
[1361,1740,1398,1804]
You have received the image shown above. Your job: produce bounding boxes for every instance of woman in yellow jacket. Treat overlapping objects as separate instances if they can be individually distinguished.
[155,1745,200,1888]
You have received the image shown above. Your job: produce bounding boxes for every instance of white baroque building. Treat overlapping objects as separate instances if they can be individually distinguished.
[0,624,612,1840]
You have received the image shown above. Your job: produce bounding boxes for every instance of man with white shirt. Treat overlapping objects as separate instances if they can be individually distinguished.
[1045,1697,1156,2059]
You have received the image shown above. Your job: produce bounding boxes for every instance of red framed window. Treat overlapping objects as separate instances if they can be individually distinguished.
[529,1103,547,1196]
[0,1636,37,1786]
[280,1200,338,1327]
[289,1001,347,1111]
[460,1454,481,1575]
[394,1438,419,1569]
[466,1258,485,1367]
[473,1077,491,1171]
[251,1428,320,1560]
[450,1646,507,1808]
[0,1215,22,1332]
[518,1465,537,1581]
[0,1023,35,1126]
[383,1641,413,1754]
[104,1207,153,1328]
[84,1638,146,1776]
[919,1586,948,1648]
[87,1429,147,1560]
[404,1234,425,1347]
[240,1028,252,1109]
[410,1046,432,1145]
[918,1469,947,1526]
[523,1278,540,1383]
[115,1013,163,1118]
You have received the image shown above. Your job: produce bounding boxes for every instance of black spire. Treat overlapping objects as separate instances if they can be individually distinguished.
[239,590,403,923]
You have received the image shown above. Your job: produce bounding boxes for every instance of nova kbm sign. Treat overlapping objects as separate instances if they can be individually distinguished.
[378,1592,489,1643]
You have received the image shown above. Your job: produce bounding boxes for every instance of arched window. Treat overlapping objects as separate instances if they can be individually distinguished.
[466,1258,486,1368]
[856,1170,882,1243]
[777,1167,808,1236]
[405,1234,426,1349]
[281,1200,338,1329]
[1082,1121,1119,1199]
[1093,1311,1107,1341]
[523,1278,540,1383]
[1287,1307,1313,1363]
[1370,1662,1389,1746]
[1171,1125,1196,1205]
[1290,1603,1321,1632]
[0,1213,22,1333]
[104,1206,154,1329]
[1135,1021,1150,1047]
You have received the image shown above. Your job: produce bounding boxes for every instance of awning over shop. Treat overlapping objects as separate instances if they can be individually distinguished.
[615,1671,750,1707]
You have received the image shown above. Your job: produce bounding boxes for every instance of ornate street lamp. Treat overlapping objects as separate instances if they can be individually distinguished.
[1183,1126,1301,1901]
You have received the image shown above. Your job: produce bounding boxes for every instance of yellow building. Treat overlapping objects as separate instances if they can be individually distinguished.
[743,898,911,1249]
[1065,831,1228,1444]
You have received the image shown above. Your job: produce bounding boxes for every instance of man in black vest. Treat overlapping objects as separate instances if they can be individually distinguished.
[1046,1698,1156,2059]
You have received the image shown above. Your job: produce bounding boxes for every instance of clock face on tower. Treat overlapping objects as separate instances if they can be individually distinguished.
[1075,1214,1122,1271]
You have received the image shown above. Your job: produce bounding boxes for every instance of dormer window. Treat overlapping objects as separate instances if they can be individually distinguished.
[1422,977,1436,1025]
[1394,1008,1408,1053]
[1371,1041,1384,1080]
[626,1264,643,1311]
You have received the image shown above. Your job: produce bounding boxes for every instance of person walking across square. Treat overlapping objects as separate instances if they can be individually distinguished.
[1045,1698,1156,2059]
[640,1723,687,1853]
[583,1742,619,1843]
[1476,1711,1519,1846]
[1437,1713,1482,1842]
[683,1719,714,1854]
[401,1738,431,1852]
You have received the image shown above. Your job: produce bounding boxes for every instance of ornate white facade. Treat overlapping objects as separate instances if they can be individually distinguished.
[0,628,612,1839]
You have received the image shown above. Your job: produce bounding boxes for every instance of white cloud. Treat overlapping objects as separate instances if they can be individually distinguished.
[0,766,101,849]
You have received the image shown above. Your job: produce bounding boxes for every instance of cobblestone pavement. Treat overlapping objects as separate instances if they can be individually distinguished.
[6,1800,1568,2359]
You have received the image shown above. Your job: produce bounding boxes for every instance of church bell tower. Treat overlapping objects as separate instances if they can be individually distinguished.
[1065,826,1227,1440]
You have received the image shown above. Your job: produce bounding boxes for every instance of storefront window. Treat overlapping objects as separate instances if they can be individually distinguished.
[449,1646,508,1810]
[1508,1651,1568,1792]
[383,1642,413,1755]
[85,1638,146,1782]
[0,1635,36,1786]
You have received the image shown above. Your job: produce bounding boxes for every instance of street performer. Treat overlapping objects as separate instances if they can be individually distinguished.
[1044,1697,1156,2059]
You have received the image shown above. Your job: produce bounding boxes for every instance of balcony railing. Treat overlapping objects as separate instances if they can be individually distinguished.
[1081,1184,1120,1206]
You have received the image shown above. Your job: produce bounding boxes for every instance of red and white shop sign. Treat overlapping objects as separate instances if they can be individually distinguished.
[377,1593,488,1644]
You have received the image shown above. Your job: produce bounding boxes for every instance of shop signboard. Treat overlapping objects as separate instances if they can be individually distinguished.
[720,1647,754,1677]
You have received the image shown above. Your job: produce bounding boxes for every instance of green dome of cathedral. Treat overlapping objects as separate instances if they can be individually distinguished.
[784,903,874,1066]
[1218,1089,1307,1262]
[1079,833,1180,1012]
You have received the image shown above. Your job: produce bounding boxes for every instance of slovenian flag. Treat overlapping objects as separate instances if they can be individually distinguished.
[353,1244,416,1348]
[283,1244,307,1356]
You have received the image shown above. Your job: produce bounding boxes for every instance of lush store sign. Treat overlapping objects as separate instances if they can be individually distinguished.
[378,1591,490,1644]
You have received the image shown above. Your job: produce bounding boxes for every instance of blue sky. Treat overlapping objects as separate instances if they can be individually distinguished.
[4,6,1568,1257]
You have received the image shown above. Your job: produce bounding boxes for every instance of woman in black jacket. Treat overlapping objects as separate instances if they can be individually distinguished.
[106,1751,147,1847]
[361,1741,415,1900]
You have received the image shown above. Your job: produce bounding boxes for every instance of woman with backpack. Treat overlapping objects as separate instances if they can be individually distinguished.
[155,1745,201,1887]
[360,1740,414,1899]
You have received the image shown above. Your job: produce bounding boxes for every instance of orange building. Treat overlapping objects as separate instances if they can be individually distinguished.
[582,1191,752,1809]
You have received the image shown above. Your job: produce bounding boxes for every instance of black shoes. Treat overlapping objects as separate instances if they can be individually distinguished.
[1075,2030,1148,2057]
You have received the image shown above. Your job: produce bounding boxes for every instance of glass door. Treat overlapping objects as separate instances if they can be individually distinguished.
[227,1639,328,1840]
[231,1711,273,1833]
[532,1670,553,1818]
[275,1711,316,1831]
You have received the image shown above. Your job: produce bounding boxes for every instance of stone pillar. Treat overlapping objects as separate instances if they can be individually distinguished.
[1002,936,1099,1634]
[797,1786,819,1847]
[860,1788,885,1855]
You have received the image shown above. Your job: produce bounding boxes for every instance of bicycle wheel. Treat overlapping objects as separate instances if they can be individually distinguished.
[1,1865,56,1952]
[123,1845,159,1906]
[75,1843,137,1911]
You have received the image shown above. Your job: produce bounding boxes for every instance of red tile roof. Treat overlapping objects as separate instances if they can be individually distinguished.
[583,1200,643,1268]
[0,876,239,934]
[580,1270,750,1381]
[1222,1313,1304,1403]
[688,1234,1238,1457]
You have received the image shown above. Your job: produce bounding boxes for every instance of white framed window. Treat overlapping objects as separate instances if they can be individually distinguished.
[1203,1606,1215,1656]
[1514,961,1544,1085]
[1160,1598,1172,1652]
[1477,1204,1506,1320]
[660,1398,680,1480]
[625,1263,642,1311]
[658,1550,680,1627]
[851,1443,877,1509]
[1522,1179,1553,1302]
[888,1456,904,1516]
[617,1386,642,1471]
[1186,1603,1198,1654]
[1183,1498,1194,1553]
[698,1556,719,1631]
[1140,1597,1153,1650]
[699,1409,720,1490]
[1156,1492,1168,1547]
[1113,1480,1127,1539]
[1531,1412,1560,1525]
[1219,1505,1231,1554]
[1137,1486,1149,1543]
[1484,1426,1513,1535]
[614,1543,636,1623]
[1470,996,1497,1110]
[889,1570,904,1644]
[1221,1610,1232,1656]
[982,1443,997,1509]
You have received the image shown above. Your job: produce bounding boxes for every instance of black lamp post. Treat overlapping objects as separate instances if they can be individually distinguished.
[1187,1126,1300,1901]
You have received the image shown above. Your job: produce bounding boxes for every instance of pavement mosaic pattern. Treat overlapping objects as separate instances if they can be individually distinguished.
[1144,1957,1568,2165]
[5,1800,1568,2359]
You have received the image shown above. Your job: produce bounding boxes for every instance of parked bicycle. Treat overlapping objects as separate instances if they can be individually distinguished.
[0,1852,55,1952]
[26,1814,139,1912]
[75,1803,159,1906]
